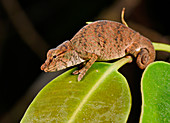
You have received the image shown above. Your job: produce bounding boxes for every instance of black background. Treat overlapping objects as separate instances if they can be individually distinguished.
[0,0,169,122]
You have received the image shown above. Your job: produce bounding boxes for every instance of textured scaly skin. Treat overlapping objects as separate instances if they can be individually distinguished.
[41,20,155,81]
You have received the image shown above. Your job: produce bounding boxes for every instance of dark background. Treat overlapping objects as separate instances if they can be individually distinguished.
[0,0,169,122]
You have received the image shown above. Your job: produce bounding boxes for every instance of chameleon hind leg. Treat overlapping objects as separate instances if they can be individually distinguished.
[125,41,140,57]
[121,8,128,27]
[125,40,150,69]
[73,53,98,81]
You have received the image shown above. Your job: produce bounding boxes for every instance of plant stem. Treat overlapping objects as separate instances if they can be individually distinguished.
[152,42,170,53]
[113,56,133,70]
[86,22,93,24]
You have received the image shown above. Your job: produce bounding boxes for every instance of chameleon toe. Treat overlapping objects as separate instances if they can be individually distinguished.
[72,70,80,75]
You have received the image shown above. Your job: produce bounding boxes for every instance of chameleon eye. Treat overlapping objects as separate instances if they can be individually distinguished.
[53,55,56,58]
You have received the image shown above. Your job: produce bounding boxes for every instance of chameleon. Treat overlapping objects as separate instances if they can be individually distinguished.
[41,8,155,81]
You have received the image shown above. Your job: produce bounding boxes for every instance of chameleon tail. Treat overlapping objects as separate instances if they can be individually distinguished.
[136,40,155,69]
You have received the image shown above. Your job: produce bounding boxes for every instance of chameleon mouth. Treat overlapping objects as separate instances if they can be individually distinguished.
[41,62,56,72]
[41,57,58,72]
[45,67,56,72]
[41,64,56,72]
[41,61,67,72]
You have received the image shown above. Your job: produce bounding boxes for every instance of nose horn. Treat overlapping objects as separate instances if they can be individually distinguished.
[41,63,46,71]
[41,58,52,71]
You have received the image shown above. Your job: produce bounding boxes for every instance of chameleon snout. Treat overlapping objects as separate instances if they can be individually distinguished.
[41,58,52,72]
[41,63,54,72]
[41,63,47,72]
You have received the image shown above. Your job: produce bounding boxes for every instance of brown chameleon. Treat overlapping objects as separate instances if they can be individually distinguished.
[41,9,155,81]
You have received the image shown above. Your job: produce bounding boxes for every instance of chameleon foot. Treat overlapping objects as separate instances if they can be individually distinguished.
[72,68,87,81]
[73,53,98,81]
[72,62,86,75]
[77,68,87,81]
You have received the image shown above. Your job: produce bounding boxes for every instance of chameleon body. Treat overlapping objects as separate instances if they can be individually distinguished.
[41,20,155,81]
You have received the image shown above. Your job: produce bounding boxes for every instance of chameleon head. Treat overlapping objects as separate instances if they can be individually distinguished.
[41,40,85,72]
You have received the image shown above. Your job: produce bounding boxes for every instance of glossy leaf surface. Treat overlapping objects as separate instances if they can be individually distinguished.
[21,58,132,123]
[140,61,170,123]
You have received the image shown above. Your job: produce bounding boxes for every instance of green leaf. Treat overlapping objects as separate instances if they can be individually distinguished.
[21,57,132,123]
[140,61,170,123]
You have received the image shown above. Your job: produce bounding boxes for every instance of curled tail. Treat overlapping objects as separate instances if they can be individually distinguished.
[136,47,155,69]
[136,38,155,69]
[126,36,155,69]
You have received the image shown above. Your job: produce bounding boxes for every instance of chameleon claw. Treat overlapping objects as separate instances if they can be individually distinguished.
[78,75,82,81]
[77,70,85,81]
[72,70,80,75]
[72,70,83,81]
[73,68,87,81]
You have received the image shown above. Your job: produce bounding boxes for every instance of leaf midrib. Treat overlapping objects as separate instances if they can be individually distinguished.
[68,57,132,123]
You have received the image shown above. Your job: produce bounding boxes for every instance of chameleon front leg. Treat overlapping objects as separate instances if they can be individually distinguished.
[73,53,98,81]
